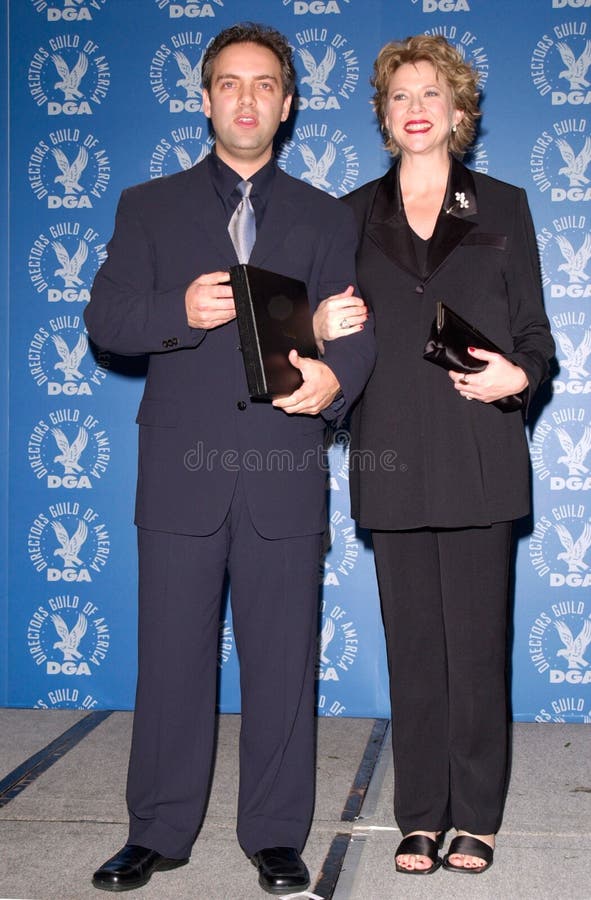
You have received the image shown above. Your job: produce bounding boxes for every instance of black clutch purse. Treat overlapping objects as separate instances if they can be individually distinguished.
[423,302,523,413]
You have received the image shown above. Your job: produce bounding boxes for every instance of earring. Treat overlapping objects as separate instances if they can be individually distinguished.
[451,124,457,133]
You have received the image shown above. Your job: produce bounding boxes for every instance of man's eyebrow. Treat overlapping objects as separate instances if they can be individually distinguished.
[214,72,280,83]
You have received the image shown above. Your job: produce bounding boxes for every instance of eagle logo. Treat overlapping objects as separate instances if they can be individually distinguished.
[319,618,336,665]
[555,522,591,573]
[555,618,591,669]
[51,426,89,474]
[51,612,87,661]
[298,46,337,96]
[298,142,337,191]
[555,329,591,381]
[51,519,88,569]
[52,332,89,381]
[51,52,88,101]
[52,146,89,195]
[52,239,89,287]
[556,233,591,284]
[557,40,591,91]
[555,425,591,477]
[172,143,209,172]
[556,137,591,188]
[174,50,204,99]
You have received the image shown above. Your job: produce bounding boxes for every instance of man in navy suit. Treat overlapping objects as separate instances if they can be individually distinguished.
[86,22,375,895]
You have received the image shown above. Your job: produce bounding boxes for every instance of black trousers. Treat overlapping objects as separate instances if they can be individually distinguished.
[126,476,321,859]
[372,522,512,836]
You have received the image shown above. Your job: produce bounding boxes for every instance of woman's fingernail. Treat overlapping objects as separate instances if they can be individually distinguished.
[468,346,475,352]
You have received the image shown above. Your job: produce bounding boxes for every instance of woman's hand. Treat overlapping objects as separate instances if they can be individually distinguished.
[313,286,368,353]
[449,347,528,403]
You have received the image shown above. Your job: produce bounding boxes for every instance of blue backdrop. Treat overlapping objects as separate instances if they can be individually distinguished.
[1,0,590,724]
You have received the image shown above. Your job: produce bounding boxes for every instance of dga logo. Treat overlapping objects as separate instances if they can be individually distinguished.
[531,407,591,491]
[29,222,107,302]
[321,509,359,586]
[529,503,591,587]
[529,599,591,683]
[277,124,359,196]
[553,0,591,8]
[34,689,98,709]
[28,315,110,395]
[535,697,590,723]
[150,127,214,178]
[150,32,211,112]
[28,503,110,582]
[29,34,110,115]
[551,311,591,396]
[29,129,110,208]
[538,215,591,298]
[423,27,489,89]
[217,619,234,667]
[531,22,591,105]
[283,0,349,14]
[317,600,358,682]
[31,0,108,21]
[154,0,223,17]
[28,408,111,489]
[417,0,471,12]
[27,594,110,675]
[293,29,358,111]
[530,118,591,201]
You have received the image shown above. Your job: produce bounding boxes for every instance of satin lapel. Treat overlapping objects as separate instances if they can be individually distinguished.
[365,157,479,281]
[365,162,420,278]
[425,157,478,279]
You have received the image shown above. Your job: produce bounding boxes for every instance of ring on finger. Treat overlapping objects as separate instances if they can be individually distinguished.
[459,374,469,385]
[339,317,350,330]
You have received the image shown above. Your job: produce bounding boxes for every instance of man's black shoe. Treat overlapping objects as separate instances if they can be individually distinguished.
[92,843,189,892]
[251,847,310,895]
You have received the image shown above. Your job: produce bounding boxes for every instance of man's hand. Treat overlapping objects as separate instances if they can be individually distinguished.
[185,271,236,329]
[272,349,341,415]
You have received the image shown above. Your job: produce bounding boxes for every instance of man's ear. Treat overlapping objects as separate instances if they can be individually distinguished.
[202,89,211,119]
[281,94,293,123]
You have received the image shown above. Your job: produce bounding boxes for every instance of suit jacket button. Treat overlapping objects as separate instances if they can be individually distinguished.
[415,284,424,294]
[237,400,247,411]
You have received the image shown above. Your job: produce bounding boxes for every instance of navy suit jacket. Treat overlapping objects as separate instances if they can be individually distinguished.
[85,158,376,538]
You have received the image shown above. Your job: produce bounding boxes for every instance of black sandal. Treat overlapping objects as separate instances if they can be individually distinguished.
[395,833,443,875]
[443,835,494,874]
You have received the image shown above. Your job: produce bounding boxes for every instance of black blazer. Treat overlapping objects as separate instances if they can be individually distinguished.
[343,157,555,530]
[85,159,376,538]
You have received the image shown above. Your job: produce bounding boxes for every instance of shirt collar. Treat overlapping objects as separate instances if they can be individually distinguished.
[208,152,276,207]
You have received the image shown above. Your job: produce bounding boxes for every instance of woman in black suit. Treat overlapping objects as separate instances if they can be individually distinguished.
[315,35,554,875]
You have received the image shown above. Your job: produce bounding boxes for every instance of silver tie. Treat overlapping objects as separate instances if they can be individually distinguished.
[228,179,256,264]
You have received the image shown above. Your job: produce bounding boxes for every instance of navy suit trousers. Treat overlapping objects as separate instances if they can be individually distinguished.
[126,474,322,858]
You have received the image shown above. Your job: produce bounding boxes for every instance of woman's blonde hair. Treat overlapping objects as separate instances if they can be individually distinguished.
[371,34,481,156]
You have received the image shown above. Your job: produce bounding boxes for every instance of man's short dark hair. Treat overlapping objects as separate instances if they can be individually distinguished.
[202,22,296,98]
